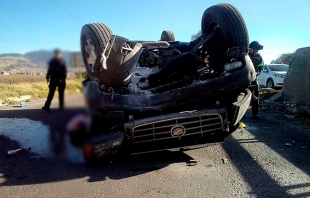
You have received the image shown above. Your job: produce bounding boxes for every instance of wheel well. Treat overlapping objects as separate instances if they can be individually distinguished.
[267,78,274,82]
[266,78,274,87]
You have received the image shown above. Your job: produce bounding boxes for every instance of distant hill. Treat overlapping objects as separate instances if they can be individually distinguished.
[0,50,72,73]
[24,50,71,67]
[0,56,45,73]
[0,53,23,58]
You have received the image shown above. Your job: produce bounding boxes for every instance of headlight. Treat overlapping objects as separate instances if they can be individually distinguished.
[83,132,124,160]
[224,61,243,72]
[273,74,285,78]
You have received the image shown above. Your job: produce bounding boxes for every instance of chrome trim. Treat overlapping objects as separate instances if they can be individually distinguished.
[125,109,225,145]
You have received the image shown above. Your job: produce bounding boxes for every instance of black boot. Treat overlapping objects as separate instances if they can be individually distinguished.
[42,106,50,112]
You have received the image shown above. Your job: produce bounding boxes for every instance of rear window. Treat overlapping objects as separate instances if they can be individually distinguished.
[269,65,289,71]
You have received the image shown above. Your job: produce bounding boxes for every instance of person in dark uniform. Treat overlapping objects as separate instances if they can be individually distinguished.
[249,41,264,119]
[42,49,67,111]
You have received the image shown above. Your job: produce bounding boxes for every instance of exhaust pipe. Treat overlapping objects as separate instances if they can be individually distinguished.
[141,41,170,47]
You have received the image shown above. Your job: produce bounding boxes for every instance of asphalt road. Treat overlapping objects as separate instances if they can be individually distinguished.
[0,94,310,198]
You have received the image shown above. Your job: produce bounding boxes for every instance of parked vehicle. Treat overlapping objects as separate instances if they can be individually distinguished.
[257,64,289,88]
[77,3,257,161]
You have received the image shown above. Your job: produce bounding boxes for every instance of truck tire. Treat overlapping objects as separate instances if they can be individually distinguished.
[80,23,113,80]
[160,30,175,41]
[201,3,248,56]
[266,79,274,88]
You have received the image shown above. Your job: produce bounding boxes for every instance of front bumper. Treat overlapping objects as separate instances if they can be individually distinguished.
[82,89,251,160]
[273,77,284,87]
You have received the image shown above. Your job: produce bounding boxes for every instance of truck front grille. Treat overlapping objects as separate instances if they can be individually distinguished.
[131,114,223,144]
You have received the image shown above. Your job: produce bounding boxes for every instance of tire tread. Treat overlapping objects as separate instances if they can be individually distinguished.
[201,3,249,48]
[161,30,175,41]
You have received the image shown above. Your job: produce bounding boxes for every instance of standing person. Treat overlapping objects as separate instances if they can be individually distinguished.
[249,41,264,119]
[42,49,67,111]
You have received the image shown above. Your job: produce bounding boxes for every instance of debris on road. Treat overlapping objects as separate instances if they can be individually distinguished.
[285,143,292,147]
[6,148,23,156]
[239,122,246,129]
[222,158,228,164]
[268,91,282,102]
[186,159,198,166]
[12,102,27,108]
[19,102,27,107]
[285,115,295,119]
[259,88,280,100]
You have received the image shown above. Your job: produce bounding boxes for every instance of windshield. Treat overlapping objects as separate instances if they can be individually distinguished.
[268,65,289,71]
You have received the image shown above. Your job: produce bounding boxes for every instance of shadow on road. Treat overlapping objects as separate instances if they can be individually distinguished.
[0,108,194,186]
[0,135,193,186]
[222,111,310,197]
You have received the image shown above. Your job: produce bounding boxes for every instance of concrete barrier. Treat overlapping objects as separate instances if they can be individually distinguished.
[282,47,310,106]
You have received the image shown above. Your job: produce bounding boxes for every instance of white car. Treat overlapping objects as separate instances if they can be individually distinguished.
[257,64,289,88]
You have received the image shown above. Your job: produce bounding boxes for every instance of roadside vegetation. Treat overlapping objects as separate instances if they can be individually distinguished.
[0,75,83,103]
[259,88,280,100]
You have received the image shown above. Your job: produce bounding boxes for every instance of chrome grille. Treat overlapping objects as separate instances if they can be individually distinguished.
[131,114,223,144]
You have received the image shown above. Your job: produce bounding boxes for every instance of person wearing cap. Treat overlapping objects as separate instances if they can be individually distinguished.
[249,41,264,73]
[249,41,264,119]
[42,49,67,111]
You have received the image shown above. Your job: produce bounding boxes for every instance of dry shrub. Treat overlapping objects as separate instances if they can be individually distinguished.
[0,76,83,101]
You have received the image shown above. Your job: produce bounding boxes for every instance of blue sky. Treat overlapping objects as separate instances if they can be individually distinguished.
[0,0,309,63]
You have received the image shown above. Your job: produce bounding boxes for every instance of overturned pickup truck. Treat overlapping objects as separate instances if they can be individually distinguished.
[78,3,256,161]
